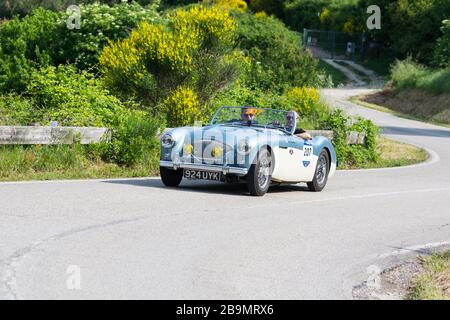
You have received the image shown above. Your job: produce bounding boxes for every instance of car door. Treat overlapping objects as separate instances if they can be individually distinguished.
[271,134,302,182]
[271,133,317,182]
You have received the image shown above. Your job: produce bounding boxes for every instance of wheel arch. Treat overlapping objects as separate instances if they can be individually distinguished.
[322,147,332,170]
[259,144,275,171]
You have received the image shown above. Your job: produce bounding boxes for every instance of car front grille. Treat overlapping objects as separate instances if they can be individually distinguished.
[190,140,233,163]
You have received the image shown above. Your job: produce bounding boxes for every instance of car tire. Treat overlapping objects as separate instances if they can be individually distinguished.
[247,148,272,196]
[160,166,183,187]
[307,149,330,192]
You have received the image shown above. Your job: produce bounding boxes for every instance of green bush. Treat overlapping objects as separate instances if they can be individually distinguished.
[247,0,285,18]
[161,0,199,8]
[282,0,328,31]
[0,94,35,125]
[25,65,134,127]
[433,20,450,69]
[61,2,161,70]
[103,112,162,166]
[248,0,364,34]
[390,58,428,90]
[322,109,379,166]
[346,0,450,65]
[232,10,328,92]
[0,0,161,18]
[0,3,161,92]
[0,8,61,92]
[383,0,450,65]
[390,58,450,94]
[248,0,450,67]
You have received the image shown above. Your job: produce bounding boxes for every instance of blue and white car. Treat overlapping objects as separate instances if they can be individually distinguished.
[160,106,337,196]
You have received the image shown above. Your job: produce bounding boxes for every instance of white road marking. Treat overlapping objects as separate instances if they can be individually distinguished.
[245,187,450,210]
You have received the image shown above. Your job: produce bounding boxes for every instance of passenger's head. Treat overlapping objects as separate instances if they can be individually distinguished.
[285,111,298,127]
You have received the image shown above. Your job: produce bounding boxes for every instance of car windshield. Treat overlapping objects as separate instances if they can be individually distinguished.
[211,106,297,134]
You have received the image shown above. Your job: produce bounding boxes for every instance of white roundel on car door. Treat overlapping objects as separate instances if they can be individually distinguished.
[303,141,313,168]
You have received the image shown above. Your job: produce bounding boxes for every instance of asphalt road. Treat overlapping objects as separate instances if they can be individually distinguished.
[1,88,449,299]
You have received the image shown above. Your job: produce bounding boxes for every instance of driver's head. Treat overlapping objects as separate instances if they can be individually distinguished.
[285,111,298,127]
[241,106,257,121]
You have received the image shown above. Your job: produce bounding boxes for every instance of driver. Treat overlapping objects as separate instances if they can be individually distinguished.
[241,106,258,124]
[285,111,312,140]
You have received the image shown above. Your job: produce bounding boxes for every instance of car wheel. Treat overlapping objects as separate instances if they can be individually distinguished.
[307,149,329,192]
[247,148,272,196]
[160,166,183,187]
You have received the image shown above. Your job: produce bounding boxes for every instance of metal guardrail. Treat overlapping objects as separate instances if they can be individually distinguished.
[0,126,364,146]
[309,130,366,144]
[0,126,111,145]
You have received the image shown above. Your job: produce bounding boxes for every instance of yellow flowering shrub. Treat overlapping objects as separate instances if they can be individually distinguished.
[131,22,198,73]
[163,86,204,127]
[100,37,146,89]
[342,19,362,33]
[100,5,237,103]
[343,20,355,33]
[286,87,320,116]
[212,0,248,12]
[254,11,267,19]
[172,5,236,49]
[319,8,331,25]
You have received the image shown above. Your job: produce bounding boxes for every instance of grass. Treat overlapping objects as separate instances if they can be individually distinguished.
[390,59,450,95]
[317,60,348,87]
[339,136,428,170]
[408,251,450,300]
[351,94,450,128]
[0,136,428,182]
[355,57,393,77]
[0,144,159,182]
[333,60,371,83]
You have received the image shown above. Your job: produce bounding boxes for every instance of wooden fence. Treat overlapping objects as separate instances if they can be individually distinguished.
[0,126,110,145]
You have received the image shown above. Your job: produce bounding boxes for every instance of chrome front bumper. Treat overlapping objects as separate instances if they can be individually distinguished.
[160,161,248,175]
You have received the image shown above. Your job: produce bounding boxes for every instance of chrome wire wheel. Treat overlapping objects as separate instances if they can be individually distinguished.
[307,149,330,192]
[257,154,271,190]
[316,153,328,187]
[247,148,272,196]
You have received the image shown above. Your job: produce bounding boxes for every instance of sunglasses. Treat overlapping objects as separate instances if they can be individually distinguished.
[286,116,294,120]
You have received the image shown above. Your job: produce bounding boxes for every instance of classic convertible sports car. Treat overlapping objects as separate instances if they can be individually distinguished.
[160,106,337,196]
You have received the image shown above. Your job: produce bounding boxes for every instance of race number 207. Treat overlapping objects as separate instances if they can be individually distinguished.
[220,304,273,315]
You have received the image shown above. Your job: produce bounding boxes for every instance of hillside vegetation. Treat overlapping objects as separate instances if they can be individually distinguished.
[0,1,382,180]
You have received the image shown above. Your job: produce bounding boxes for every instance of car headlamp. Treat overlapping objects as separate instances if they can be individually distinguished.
[237,139,251,155]
[183,143,193,155]
[161,133,175,148]
[211,146,223,158]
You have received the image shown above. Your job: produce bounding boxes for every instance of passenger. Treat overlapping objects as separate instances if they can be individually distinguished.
[285,111,312,140]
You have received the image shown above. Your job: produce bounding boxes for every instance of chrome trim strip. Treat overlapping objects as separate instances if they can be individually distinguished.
[160,161,248,175]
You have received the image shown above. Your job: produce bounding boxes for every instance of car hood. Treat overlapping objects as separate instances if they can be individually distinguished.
[167,124,285,145]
